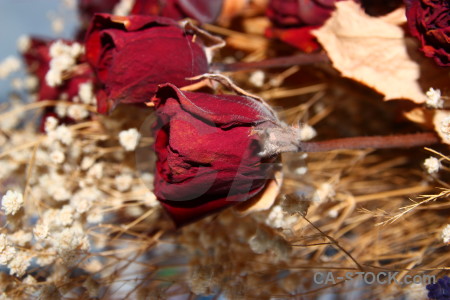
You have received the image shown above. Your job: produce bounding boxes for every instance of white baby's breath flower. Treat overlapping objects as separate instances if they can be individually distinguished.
[9,230,32,247]
[49,40,69,58]
[71,187,101,213]
[11,77,23,90]
[424,156,441,174]
[51,17,64,34]
[298,124,317,141]
[328,209,339,218]
[312,183,335,203]
[87,209,104,224]
[265,205,298,229]
[54,104,67,119]
[63,0,76,9]
[78,81,96,105]
[0,161,19,180]
[34,223,49,240]
[44,116,58,133]
[426,87,443,109]
[81,156,95,170]
[67,104,89,120]
[441,224,450,244]
[115,174,133,192]
[25,75,38,91]
[248,229,273,254]
[46,40,83,87]
[55,227,90,257]
[17,35,31,53]
[404,283,427,300]
[39,172,71,201]
[119,128,141,151]
[0,56,21,79]
[45,68,63,87]
[23,274,37,285]
[83,259,103,273]
[143,191,158,207]
[58,205,75,226]
[125,206,144,217]
[294,166,308,175]
[48,125,73,145]
[8,251,31,277]
[1,190,24,215]
[70,42,84,58]
[87,163,103,180]
[249,70,265,87]
[50,150,65,164]
[140,172,154,186]
[50,54,75,71]
[0,111,21,130]
[0,246,16,265]
[54,187,72,202]
[440,116,450,140]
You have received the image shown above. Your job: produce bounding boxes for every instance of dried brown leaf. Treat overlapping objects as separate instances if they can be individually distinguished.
[313,1,425,103]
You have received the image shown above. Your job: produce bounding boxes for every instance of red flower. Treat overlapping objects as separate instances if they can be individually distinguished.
[85,14,212,114]
[77,0,121,25]
[77,0,223,25]
[267,0,339,27]
[265,0,356,52]
[405,0,450,67]
[131,0,224,23]
[151,84,279,226]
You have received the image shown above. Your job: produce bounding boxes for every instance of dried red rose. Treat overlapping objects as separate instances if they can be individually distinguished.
[265,0,356,52]
[151,83,279,226]
[77,0,121,25]
[85,14,216,114]
[405,0,450,67]
[131,0,224,24]
[77,0,223,25]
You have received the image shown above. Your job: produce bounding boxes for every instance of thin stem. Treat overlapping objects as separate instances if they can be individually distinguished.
[299,132,440,152]
[211,53,330,72]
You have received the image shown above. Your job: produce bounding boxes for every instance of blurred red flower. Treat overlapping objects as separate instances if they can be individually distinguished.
[151,84,279,226]
[85,14,210,114]
[266,0,345,52]
[131,0,223,23]
[77,0,223,25]
[405,0,450,67]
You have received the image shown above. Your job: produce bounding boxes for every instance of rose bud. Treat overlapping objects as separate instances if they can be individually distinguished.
[85,14,223,114]
[151,83,281,226]
[405,0,450,67]
[131,0,224,24]
[22,38,95,131]
[266,0,358,52]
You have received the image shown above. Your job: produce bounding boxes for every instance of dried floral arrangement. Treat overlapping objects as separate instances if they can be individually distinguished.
[0,0,449,299]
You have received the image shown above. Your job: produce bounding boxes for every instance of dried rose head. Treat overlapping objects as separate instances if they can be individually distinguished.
[151,83,281,226]
[265,0,361,52]
[131,0,224,24]
[405,0,450,67]
[85,14,222,114]
[77,0,121,25]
